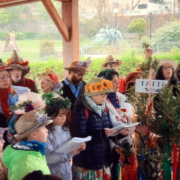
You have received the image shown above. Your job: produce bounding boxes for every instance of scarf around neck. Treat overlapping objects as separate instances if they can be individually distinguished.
[84,95,105,117]
[107,93,120,109]
[20,141,46,155]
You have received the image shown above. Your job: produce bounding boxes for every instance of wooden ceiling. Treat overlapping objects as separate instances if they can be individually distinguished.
[0,0,70,8]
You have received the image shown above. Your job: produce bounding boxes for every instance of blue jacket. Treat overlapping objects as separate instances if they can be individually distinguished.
[71,95,113,170]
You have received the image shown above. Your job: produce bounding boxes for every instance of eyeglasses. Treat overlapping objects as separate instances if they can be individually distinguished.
[75,72,85,78]
[39,79,52,84]
[163,66,173,70]
[0,75,11,80]
[100,94,108,97]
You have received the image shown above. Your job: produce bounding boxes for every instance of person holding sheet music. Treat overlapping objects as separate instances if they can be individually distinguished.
[98,69,149,180]
[45,96,86,180]
[71,78,130,180]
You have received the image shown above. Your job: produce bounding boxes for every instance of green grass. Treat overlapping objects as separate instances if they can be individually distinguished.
[0,38,103,61]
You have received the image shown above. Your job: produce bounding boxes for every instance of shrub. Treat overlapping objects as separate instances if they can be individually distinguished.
[152,21,180,44]
[128,18,146,34]
[15,32,25,40]
[39,40,55,57]
[24,31,37,39]
[0,31,8,40]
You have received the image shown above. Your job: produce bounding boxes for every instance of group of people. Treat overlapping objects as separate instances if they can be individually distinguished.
[0,50,178,180]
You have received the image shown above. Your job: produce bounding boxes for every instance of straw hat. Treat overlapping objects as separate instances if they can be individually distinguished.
[64,57,92,72]
[38,68,59,84]
[102,55,122,69]
[14,110,52,140]
[84,78,113,96]
[0,59,11,72]
[158,59,177,69]
[13,92,44,114]
[124,70,142,92]
[6,50,30,76]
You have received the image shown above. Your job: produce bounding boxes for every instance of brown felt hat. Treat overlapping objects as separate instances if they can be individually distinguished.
[7,50,30,76]
[102,55,122,69]
[14,110,52,140]
[0,59,11,72]
[64,57,92,72]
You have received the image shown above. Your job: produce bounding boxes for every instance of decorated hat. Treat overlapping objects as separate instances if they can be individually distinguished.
[102,55,122,69]
[46,96,71,110]
[64,57,92,72]
[38,68,59,84]
[158,59,177,69]
[11,92,44,114]
[6,50,30,76]
[97,69,119,80]
[0,59,11,72]
[14,110,52,140]
[84,78,113,96]
[124,69,142,92]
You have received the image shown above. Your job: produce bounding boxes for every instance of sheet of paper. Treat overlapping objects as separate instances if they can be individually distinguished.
[55,136,92,153]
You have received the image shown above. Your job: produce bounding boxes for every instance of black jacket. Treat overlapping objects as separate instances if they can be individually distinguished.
[71,95,125,170]
[61,81,86,109]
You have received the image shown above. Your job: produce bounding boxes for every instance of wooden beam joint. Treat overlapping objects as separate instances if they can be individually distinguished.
[41,0,69,42]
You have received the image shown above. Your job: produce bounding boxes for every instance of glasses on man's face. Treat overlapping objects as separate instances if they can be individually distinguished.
[163,66,173,70]
[75,72,85,78]
[0,75,11,80]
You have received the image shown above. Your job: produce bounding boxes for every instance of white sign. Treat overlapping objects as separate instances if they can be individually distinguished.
[135,79,168,93]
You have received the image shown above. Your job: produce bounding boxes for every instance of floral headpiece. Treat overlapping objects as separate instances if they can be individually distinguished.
[47,97,71,110]
[36,112,51,123]
[46,68,59,83]
[0,59,11,72]
[85,79,112,94]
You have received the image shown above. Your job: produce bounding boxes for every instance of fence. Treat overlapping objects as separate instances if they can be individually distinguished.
[0,41,180,61]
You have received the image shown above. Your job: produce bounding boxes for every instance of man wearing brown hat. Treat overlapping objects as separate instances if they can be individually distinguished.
[7,50,38,93]
[102,55,125,93]
[61,58,92,109]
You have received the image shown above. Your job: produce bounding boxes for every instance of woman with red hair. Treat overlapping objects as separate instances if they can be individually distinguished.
[0,59,18,119]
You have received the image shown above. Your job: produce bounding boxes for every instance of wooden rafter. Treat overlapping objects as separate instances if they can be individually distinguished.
[41,0,69,42]
[0,0,39,8]
[0,0,70,8]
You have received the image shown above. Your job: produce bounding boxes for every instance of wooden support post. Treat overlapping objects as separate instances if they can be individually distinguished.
[62,0,79,77]
[41,0,69,42]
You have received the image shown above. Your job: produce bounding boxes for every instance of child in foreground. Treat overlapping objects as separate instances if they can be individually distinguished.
[45,97,86,180]
[2,110,53,180]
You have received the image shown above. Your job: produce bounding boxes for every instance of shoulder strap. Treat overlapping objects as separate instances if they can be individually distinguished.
[84,108,89,120]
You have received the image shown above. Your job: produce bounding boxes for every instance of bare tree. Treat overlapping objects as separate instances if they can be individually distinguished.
[131,0,141,10]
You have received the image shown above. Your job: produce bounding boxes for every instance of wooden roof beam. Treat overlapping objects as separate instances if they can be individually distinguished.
[41,0,69,42]
[0,0,39,8]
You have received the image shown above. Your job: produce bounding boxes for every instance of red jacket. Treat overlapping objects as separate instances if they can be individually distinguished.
[13,76,38,93]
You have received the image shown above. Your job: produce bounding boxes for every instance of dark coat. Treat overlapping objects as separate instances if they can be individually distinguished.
[71,95,125,170]
[61,81,86,109]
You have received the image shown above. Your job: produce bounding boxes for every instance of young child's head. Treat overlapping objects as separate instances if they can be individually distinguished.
[45,97,71,129]
[13,110,53,143]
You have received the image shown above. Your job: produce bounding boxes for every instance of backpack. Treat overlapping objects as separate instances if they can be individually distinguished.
[67,107,109,129]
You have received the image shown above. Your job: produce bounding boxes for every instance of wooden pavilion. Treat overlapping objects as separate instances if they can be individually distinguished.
[0,0,79,76]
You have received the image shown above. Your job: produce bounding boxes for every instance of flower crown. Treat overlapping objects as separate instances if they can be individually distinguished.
[46,68,59,83]
[85,80,112,93]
